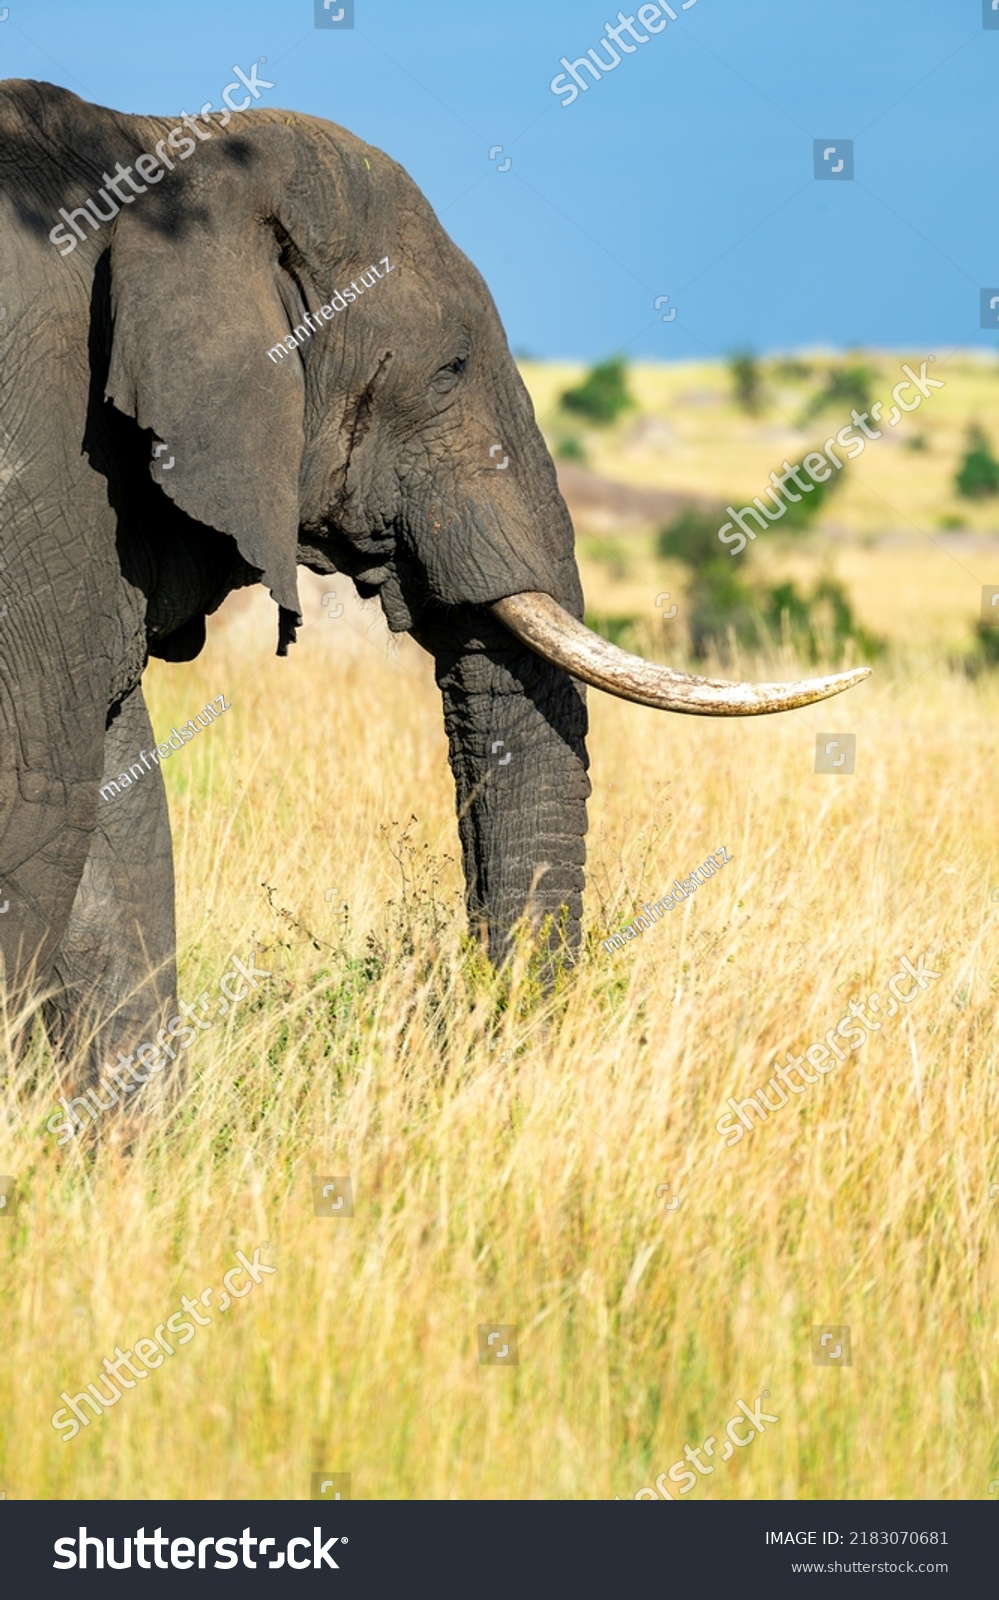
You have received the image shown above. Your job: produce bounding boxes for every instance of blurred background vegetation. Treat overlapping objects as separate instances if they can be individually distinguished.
[525,346,999,678]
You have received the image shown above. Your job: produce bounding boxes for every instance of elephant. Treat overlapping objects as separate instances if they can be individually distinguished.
[0,78,868,1084]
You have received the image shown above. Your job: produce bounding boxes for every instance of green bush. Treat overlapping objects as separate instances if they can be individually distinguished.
[655,507,879,662]
[762,575,882,663]
[686,563,760,659]
[656,506,727,568]
[684,571,881,663]
[560,357,634,426]
[800,362,874,424]
[955,424,999,499]
[728,349,764,414]
[583,611,640,649]
[554,435,588,464]
[973,618,999,668]
[655,507,755,656]
[656,455,845,569]
[777,449,848,530]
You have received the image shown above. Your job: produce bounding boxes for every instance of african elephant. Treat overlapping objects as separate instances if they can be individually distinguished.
[0,78,867,1079]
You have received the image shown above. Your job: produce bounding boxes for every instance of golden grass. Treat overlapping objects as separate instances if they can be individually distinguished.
[4,351,999,1500]
[3,579,999,1501]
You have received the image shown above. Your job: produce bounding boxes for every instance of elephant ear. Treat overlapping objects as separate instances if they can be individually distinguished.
[105,153,306,648]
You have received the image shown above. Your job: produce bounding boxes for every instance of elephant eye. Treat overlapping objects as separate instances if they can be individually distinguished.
[432,355,468,393]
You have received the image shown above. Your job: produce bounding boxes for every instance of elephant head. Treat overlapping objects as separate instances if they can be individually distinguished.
[72,94,866,967]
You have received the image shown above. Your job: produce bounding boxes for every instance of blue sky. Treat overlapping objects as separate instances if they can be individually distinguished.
[5,0,996,360]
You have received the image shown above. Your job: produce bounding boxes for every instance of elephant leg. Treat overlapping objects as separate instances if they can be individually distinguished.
[42,681,177,1091]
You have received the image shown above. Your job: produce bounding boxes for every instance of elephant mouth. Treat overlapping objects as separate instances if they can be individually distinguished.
[490,592,871,716]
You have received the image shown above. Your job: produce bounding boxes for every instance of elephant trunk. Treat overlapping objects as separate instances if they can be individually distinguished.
[417,609,590,966]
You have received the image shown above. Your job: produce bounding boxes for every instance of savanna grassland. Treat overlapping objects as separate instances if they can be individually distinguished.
[3,352,999,1501]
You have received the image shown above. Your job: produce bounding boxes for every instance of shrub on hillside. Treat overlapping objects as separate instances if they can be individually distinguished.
[655,506,880,662]
[776,448,848,530]
[554,435,588,464]
[800,361,874,424]
[656,506,726,568]
[955,423,999,499]
[763,576,883,663]
[727,348,764,414]
[560,356,634,425]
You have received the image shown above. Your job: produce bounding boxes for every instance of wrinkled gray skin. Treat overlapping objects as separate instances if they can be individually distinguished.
[0,81,589,1078]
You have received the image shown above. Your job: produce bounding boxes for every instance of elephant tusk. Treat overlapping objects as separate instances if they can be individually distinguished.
[489,591,871,717]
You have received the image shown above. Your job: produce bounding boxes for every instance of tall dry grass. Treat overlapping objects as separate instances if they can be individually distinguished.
[2,576,999,1501]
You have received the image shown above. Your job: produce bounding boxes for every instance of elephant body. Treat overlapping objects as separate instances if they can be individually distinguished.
[0,79,589,1075]
[0,79,864,1085]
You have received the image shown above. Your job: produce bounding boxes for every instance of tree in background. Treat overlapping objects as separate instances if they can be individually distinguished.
[655,505,724,568]
[955,423,999,499]
[799,360,874,425]
[553,435,588,464]
[656,507,758,657]
[656,504,880,663]
[727,348,764,414]
[560,356,634,425]
[776,444,848,530]
[762,576,882,664]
